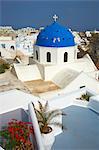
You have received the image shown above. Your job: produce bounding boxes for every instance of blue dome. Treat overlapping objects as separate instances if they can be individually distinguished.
[36,22,75,47]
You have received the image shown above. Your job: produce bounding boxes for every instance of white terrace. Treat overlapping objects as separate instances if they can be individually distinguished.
[0,88,99,150]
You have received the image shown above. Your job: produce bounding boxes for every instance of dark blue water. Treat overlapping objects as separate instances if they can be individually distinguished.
[0,0,99,31]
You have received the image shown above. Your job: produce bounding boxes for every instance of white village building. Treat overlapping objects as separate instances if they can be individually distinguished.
[14,15,99,98]
[0,36,16,59]
[72,31,82,45]
[16,33,38,56]
[15,33,38,65]
[16,27,38,35]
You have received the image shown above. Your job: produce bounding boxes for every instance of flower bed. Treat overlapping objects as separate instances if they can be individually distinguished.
[0,119,34,150]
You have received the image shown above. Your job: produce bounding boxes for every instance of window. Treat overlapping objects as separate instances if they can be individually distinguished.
[10,46,15,50]
[1,44,5,48]
[64,52,68,62]
[36,50,38,60]
[80,85,86,89]
[47,52,51,62]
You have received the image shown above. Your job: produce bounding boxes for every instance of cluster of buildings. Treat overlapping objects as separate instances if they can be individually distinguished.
[0,16,99,98]
[0,15,99,150]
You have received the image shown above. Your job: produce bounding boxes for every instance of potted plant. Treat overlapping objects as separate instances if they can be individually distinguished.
[76,93,91,101]
[0,119,34,150]
[33,101,66,149]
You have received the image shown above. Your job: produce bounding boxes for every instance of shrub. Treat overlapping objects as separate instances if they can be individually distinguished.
[2,63,10,69]
[0,60,10,74]
[0,65,5,74]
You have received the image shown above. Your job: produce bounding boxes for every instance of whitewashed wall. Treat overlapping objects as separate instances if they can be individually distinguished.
[63,72,99,94]
[34,45,77,65]
[0,40,16,50]
[57,46,77,64]
[14,64,41,81]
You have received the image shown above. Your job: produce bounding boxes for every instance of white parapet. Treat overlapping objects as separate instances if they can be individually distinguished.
[28,102,44,150]
[87,95,99,114]
[14,63,41,81]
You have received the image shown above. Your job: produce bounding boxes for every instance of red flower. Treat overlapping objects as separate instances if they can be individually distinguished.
[0,119,34,149]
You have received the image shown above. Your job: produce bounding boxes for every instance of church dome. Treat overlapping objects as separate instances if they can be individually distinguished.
[36,22,75,47]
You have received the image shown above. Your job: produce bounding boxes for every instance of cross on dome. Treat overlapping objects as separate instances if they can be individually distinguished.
[53,14,58,22]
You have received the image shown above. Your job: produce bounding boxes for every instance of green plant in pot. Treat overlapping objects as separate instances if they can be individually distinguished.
[32,101,66,150]
[76,93,91,101]
[80,93,90,101]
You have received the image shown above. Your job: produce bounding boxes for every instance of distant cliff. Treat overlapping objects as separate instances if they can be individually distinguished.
[78,32,99,70]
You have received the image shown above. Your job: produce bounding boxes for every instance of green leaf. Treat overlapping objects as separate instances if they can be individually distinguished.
[38,101,43,112]
[43,101,49,113]
[46,109,62,122]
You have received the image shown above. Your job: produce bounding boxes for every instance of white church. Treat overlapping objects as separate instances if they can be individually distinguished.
[14,15,99,98]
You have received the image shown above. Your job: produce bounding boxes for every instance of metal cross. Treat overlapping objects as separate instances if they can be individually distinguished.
[53,14,58,22]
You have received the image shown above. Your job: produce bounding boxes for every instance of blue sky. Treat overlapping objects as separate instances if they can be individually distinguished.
[0,0,99,31]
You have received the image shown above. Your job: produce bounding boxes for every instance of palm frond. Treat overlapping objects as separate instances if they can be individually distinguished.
[31,102,35,108]
[38,101,43,112]
[35,108,45,122]
[43,101,49,113]
[46,109,62,121]
[47,112,62,124]
[35,108,48,126]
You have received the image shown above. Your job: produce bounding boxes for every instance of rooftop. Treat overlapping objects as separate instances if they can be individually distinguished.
[36,22,75,47]
[0,88,99,149]
[0,70,29,93]
[53,105,99,149]
[24,79,60,96]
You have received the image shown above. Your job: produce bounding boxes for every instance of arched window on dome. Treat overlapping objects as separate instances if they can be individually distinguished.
[10,46,15,50]
[47,52,51,62]
[64,52,68,62]
[36,50,38,60]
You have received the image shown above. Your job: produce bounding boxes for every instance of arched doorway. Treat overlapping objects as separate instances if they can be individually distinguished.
[64,52,68,62]
[36,50,38,60]
[47,52,51,62]
[10,46,15,50]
